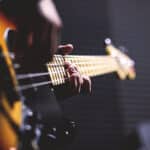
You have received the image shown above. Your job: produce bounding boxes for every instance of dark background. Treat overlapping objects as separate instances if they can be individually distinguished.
[54,0,150,150]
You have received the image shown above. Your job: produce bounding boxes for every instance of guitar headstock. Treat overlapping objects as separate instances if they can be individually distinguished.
[105,38,136,80]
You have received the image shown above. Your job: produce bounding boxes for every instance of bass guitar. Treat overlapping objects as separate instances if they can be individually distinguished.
[0,13,136,150]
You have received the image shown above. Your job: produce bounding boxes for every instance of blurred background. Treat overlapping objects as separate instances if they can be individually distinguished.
[54,0,150,150]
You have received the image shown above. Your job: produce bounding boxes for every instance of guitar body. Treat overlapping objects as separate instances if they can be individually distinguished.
[0,13,71,150]
[0,13,22,150]
[0,98,21,150]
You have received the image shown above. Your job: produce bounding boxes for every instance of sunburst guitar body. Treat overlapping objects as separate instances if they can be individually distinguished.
[0,13,22,150]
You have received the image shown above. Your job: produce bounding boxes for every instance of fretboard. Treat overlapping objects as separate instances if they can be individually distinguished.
[47,55,118,86]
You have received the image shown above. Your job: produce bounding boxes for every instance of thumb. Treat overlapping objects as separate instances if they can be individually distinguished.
[58,44,74,55]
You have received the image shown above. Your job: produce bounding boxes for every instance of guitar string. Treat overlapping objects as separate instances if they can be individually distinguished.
[17,77,69,91]
[15,56,116,91]
[16,59,115,80]
[17,65,116,92]
[16,72,50,80]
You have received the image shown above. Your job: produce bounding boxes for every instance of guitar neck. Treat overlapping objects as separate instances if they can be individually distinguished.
[65,55,118,76]
[47,54,118,86]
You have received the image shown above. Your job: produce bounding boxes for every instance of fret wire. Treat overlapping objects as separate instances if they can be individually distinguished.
[55,56,62,84]
[54,56,61,84]
[47,63,55,85]
[58,55,66,83]
[58,57,65,83]
[51,58,58,84]
[47,64,52,84]
[53,57,59,84]
[56,56,62,84]
[47,64,52,83]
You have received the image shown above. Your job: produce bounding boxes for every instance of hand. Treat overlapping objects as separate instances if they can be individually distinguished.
[58,44,92,94]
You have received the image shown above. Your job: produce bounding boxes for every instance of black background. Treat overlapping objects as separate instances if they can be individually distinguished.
[54,0,150,150]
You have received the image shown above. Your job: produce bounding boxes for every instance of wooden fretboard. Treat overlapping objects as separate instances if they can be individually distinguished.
[47,55,118,86]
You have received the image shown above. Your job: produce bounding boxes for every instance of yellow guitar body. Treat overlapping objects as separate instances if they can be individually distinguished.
[0,13,22,150]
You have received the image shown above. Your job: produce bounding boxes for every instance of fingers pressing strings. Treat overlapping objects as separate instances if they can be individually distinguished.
[64,61,91,94]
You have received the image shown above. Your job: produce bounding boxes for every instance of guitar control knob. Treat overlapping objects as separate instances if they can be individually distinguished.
[38,118,77,150]
[9,52,15,59]
[14,63,21,69]
[21,108,41,150]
